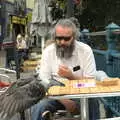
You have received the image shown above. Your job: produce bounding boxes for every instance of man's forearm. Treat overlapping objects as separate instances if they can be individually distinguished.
[67,74,94,80]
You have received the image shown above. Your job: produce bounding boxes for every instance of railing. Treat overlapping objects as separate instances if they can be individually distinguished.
[86,23,120,118]
[112,54,120,77]
[93,49,107,72]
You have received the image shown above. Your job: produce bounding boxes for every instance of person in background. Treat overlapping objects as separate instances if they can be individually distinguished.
[16,34,27,50]
[80,28,93,47]
[31,19,99,120]
[16,34,27,66]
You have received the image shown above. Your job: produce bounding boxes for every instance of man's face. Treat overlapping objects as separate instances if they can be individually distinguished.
[55,26,75,59]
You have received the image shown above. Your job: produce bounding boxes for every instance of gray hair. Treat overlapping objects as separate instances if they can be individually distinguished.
[69,17,81,40]
[51,19,77,40]
[69,17,80,28]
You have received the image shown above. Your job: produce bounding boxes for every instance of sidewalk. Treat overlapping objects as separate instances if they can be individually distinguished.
[3,71,35,83]
[0,71,33,120]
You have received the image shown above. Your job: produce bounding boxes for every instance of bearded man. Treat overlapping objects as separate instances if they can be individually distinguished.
[31,19,99,120]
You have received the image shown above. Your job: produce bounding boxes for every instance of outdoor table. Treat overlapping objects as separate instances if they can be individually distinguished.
[48,78,120,120]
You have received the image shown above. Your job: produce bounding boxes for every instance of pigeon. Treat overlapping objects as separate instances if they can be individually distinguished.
[0,76,65,119]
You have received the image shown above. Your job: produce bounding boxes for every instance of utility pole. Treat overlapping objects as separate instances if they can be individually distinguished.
[66,0,74,17]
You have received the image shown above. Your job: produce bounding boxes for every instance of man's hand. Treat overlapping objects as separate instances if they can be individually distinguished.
[57,65,73,79]
[57,65,93,80]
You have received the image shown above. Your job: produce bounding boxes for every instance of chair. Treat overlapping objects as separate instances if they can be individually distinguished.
[52,99,81,120]
[53,110,80,120]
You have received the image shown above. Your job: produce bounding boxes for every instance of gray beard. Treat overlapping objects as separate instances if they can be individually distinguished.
[56,41,75,59]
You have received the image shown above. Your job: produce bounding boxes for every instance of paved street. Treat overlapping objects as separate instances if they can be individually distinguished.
[6,71,35,82]
[0,69,35,82]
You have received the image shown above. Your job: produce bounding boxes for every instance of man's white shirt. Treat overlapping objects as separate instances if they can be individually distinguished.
[38,40,96,80]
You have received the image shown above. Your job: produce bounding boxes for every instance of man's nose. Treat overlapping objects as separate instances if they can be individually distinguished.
[60,39,66,45]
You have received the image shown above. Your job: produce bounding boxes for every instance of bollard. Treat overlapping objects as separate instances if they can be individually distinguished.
[106,22,120,52]
[80,28,90,44]
[105,22,120,76]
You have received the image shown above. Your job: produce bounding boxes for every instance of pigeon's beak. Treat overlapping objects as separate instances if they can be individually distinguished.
[58,81,65,87]
[48,78,65,88]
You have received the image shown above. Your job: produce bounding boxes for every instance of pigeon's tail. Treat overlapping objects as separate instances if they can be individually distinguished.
[48,78,65,88]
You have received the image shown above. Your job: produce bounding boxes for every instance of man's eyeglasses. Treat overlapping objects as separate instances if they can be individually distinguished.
[55,36,72,41]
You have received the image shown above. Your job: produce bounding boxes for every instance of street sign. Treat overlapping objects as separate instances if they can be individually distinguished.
[11,15,27,25]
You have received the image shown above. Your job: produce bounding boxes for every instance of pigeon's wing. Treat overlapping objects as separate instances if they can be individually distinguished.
[0,81,46,118]
[0,77,35,96]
